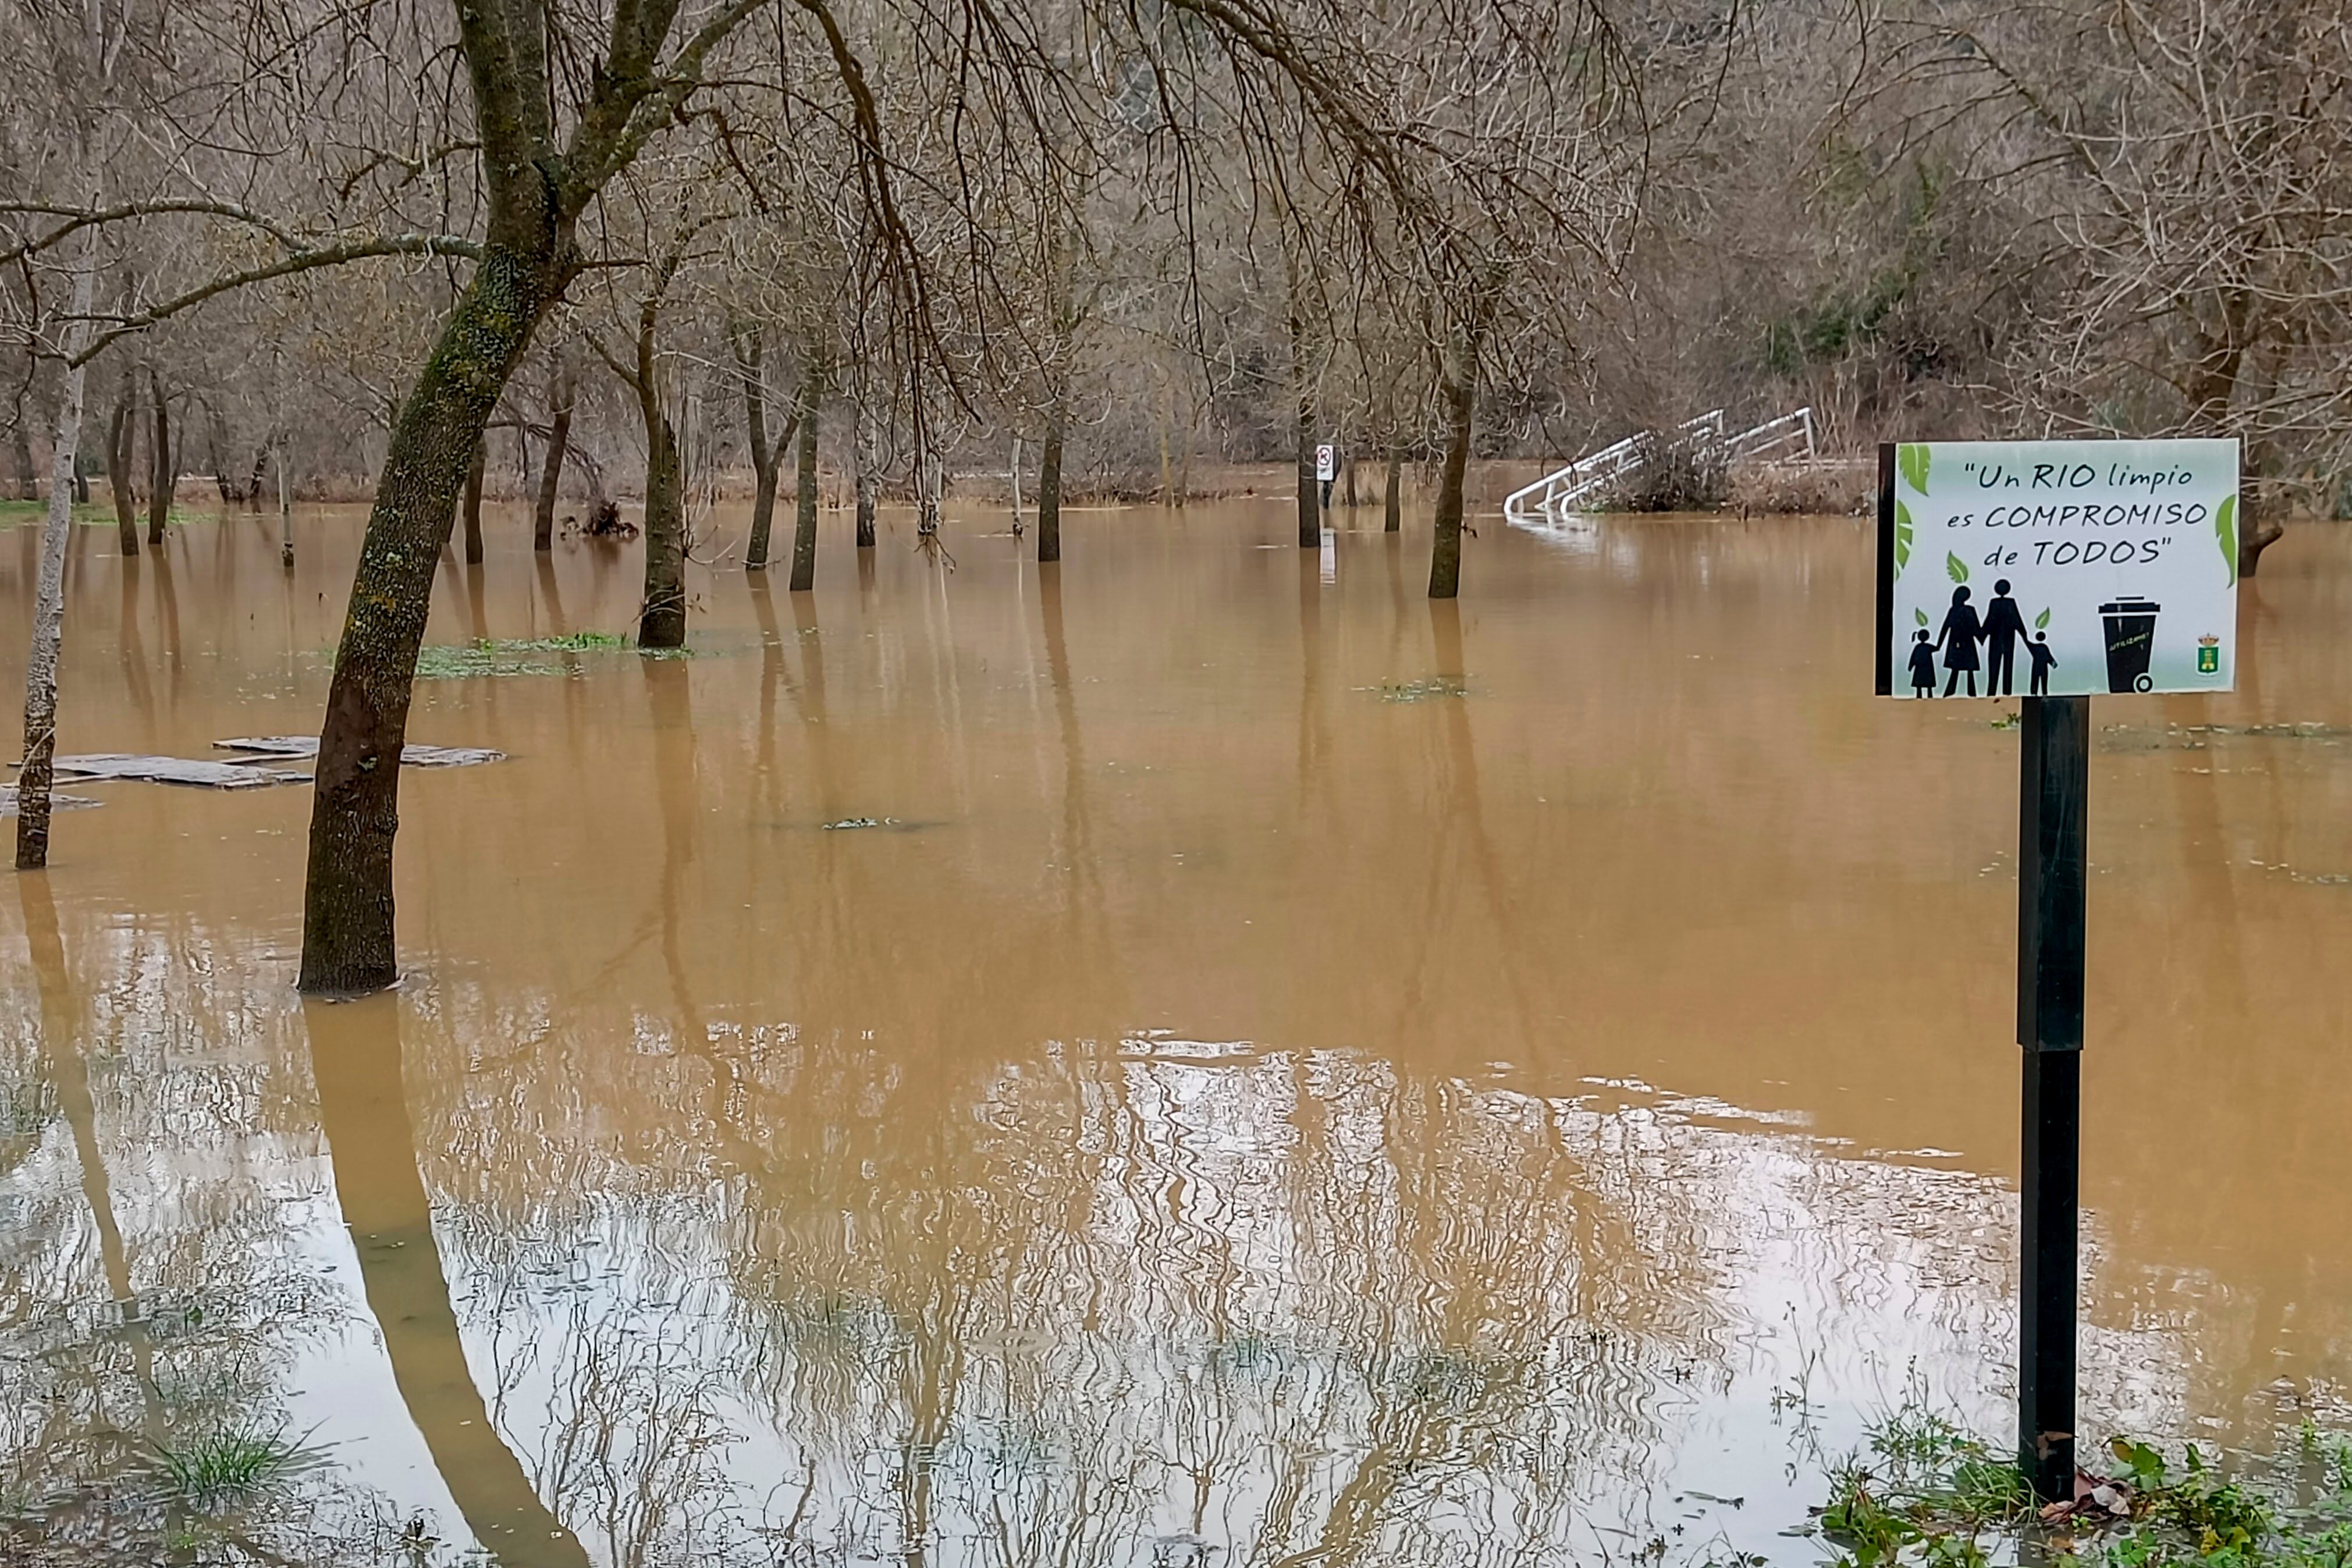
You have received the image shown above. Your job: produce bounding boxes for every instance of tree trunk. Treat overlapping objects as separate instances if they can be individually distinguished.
[637,397,688,646]
[246,445,269,510]
[740,333,787,571]
[300,245,566,994]
[1342,447,1359,508]
[278,436,294,568]
[146,369,170,545]
[534,357,572,552]
[2240,510,2286,576]
[788,361,824,592]
[854,396,878,548]
[460,439,486,564]
[1384,448,1402,532]
[1038,399,1065,564]
[9,370,37,500]
[1428,360,1476,600]
[17,250,95,870]
[1294,393,1318,549]
[108,376,138,557]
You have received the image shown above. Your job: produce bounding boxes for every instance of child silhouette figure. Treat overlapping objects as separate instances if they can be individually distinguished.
[2027,631,2058,696]
[1908,629,1938,698]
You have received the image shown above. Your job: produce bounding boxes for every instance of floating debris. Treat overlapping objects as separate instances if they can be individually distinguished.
[822,816,896,831]
[31,754,310,789]
[214,737,505,768]
[1362,676,1468,703]
[0,785,101,815]
[413,632,634,680]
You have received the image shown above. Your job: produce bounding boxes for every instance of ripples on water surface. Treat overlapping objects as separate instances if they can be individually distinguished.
[2,502,2349,1565]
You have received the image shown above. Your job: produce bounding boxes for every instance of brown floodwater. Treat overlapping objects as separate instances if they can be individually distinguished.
[2,496,2349,1565]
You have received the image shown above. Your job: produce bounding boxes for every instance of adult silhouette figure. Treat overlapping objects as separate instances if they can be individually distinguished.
[1981,578,2028,695]
[1936,585,1983,696]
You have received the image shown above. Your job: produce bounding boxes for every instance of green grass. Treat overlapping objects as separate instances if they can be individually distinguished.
[0,497,209,530]
[1810,1407,2352,1568]
[139,1428,321,1512]
[413,631,655,679]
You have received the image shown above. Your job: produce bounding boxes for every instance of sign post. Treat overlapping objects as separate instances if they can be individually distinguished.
[1316,443,1338,513]
[1877,436,2239,1502]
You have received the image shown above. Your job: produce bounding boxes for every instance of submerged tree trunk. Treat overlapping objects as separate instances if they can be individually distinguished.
[17,249,95,870]
[1037,400,1065,564]
[1294,394,1318,549]
[534,355,571,552]
[637,396,687,646]
[1427,353,1477,600]
[1342,447,1358,508]
[300,245,569,994]
[854,394,879,548]
[460,439,486,565]
[278,435,294,568]
[739,332,792,571]
[108,375,138,557]
[788,360,824,592]
[145,369,170,546]
[1384,448,1402,532]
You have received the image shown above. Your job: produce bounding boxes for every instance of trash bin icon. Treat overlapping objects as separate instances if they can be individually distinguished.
[2099,598,2160,692]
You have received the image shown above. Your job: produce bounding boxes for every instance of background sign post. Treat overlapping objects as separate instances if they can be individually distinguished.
[2016,694,2088,1502]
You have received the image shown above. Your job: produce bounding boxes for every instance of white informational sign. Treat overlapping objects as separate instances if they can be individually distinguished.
[1315,443,1337,483]
[1878,438,2239,698]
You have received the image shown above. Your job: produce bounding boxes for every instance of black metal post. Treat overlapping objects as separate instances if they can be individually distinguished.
[2017,695,2088,1501]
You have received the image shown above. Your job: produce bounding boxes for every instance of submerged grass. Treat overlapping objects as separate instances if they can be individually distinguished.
[137,1427,323,1513]
[1810,1405,2352,1568]
[411,631,666,679]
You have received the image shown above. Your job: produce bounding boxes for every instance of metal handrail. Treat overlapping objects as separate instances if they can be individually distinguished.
[1505,406,1816,526]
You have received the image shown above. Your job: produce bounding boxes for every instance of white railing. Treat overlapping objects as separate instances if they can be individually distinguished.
[1505,406,1816,527]
[1723,406,1817,465]
[1504,410,1724,525]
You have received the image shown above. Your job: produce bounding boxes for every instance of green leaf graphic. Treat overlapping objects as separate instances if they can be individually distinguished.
[1893,500,1914,572]
[1915,607,1929,627]
[1945,550,1969,585]
[2034,606,2051,630]
[1898,443,1931,496]
[2215,493,2239,588]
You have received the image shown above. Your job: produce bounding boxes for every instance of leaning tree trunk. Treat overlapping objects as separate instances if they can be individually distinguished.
[1384,448,1402,533]
[300,246,567,994]
[741,334,786,571]
[460,439,486,564]
[1037,398,1066,564]
[1427,360,1476,600]
[108,376,138,557]
[788,362,824,592]
[853,396,879,549]
[534,357,571,552]
[17,249,95,870]
[145,369,170,546]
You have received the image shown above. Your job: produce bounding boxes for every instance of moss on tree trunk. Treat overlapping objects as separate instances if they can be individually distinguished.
[299,244,563,994]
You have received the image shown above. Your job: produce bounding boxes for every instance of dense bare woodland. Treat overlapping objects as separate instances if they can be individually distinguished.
[2,0,2347,980]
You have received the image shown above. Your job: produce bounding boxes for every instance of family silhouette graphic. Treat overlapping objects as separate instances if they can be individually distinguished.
[1921,579,2042,698]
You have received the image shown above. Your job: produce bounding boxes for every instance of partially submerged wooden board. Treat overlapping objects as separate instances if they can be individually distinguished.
[38,753,311,788]
[0,785,101,815]
[215,737,506,767]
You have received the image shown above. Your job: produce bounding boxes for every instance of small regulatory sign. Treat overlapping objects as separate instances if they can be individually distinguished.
[1877,439,2240,698]
[1315,443,1338,483]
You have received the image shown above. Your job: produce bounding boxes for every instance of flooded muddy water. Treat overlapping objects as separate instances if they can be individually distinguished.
[3,499,2350,1565]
